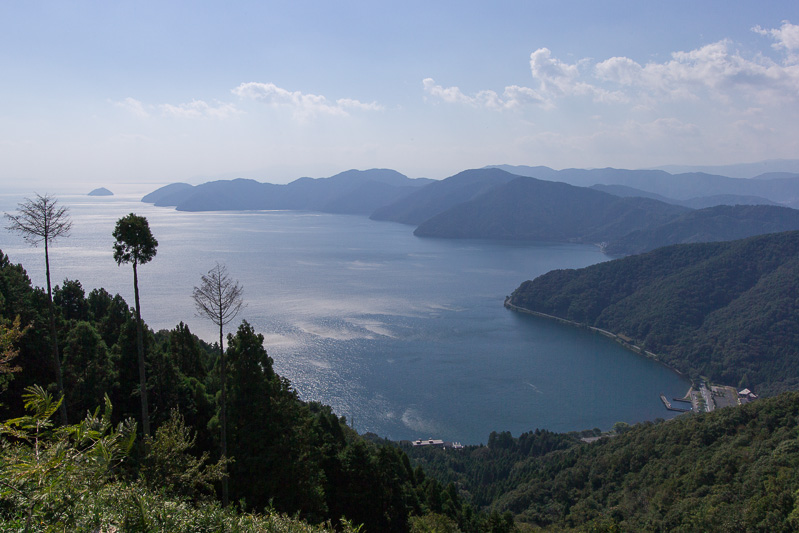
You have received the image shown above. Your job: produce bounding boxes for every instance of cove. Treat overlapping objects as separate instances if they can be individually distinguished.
[0,193,690,444]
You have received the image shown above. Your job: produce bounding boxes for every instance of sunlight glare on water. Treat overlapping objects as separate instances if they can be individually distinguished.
[0,192,689,444]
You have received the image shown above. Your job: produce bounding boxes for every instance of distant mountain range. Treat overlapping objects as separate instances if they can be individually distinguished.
[648,158,799,178]
[487,164,799,205]
[141,169,433,215]
[373,168,799,254]
[143,164,799,256]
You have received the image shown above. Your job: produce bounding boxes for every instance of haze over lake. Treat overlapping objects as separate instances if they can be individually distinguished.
[1,192,689,444]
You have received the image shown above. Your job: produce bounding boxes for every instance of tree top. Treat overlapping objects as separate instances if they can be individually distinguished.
[112,213,158,266]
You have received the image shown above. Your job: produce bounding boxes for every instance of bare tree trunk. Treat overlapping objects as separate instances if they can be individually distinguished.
[44,239,68,425]
[133,262,150,437]
[220,324,229,507]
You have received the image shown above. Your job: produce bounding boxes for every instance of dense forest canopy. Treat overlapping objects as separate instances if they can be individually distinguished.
[405,391,799,531]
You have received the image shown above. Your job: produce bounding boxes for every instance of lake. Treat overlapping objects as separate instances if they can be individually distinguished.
[0,192,689,444]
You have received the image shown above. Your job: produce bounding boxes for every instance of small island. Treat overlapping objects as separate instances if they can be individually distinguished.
[88,187,113,196]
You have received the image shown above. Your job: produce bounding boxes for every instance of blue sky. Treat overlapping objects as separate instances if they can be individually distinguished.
[1,1,798,191]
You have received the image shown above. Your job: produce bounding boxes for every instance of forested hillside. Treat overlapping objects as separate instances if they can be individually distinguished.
[411,176,799,253]
[408,391,799,531]
[369,168,518,225]
[413,176,686,242]
[604,204,799,255]
[507,230,799,395]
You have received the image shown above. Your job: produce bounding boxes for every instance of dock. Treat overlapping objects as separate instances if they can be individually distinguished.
[660,393,691,412]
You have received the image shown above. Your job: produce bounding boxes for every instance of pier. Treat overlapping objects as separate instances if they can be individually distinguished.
[660,393,691,412]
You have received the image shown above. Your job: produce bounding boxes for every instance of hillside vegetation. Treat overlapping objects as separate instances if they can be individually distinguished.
[412,176,687,242]
[410,176,799,254]
[604,204,799,255]
[408,391,799,531]
[508,230,799,395]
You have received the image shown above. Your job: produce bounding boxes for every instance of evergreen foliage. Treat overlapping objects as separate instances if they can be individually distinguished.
[113,213,159,437]
[491,392,799,531]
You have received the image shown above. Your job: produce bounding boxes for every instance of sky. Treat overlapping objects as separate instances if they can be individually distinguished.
[1,1,798,191]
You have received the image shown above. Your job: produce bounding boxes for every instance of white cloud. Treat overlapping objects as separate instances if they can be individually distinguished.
[754,21,799,53]
[529,47,581,96]
[632,117,702,139]
[232,82,382,119]
[641,40,799,102]
[593,33,799,105]
[426,22,799,112]
[501,85,548,108]
[159,99,241,119]
[113,97,150,118]
[336,98,384,112]
[114,97,239,119]
[594,56,644,86]
[422,78,546,109]
[422,78,475,105]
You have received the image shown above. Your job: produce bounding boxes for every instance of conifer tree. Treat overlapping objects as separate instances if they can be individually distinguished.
[113,213,158,437]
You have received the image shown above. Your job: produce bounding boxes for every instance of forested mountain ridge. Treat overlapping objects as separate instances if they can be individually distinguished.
[409,175,799,251]
[412,176,688,242]
[604,203,799,255]
[507,230,799,395]
[409,390,799,531]
[369,168,519,225]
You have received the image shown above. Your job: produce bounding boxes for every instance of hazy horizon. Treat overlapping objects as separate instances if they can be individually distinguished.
[2,1,798,191]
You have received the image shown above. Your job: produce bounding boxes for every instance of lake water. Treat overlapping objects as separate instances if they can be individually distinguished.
[1,192,689,444]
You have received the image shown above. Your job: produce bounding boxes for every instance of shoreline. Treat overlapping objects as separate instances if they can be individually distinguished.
[503,297,689,380]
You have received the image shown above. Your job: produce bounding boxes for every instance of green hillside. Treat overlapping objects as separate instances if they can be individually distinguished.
[408,391,799,531]
[508,230,799,395]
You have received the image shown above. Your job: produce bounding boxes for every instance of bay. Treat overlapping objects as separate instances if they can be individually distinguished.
[1,192,689,444]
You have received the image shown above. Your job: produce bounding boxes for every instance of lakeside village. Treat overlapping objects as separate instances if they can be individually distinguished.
[661,382,758,414]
